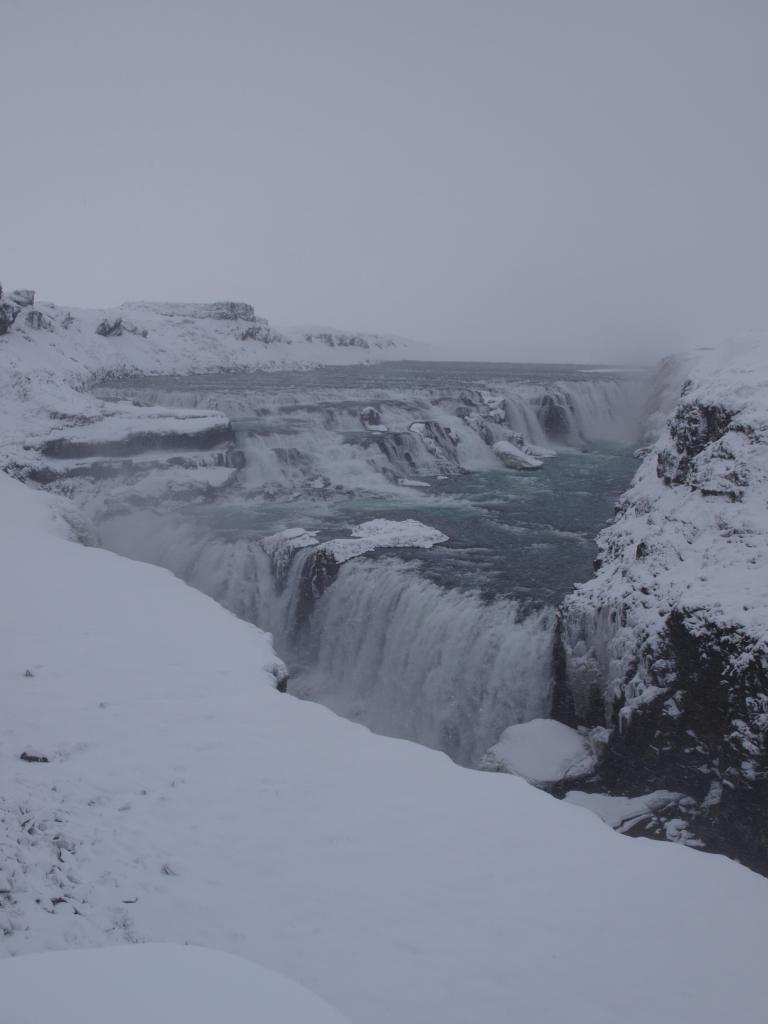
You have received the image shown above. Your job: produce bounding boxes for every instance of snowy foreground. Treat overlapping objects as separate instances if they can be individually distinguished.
[2,469,768,1023]
[0,945,350,1024]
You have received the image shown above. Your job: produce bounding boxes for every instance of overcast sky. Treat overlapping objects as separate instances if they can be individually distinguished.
[3,0,766,363]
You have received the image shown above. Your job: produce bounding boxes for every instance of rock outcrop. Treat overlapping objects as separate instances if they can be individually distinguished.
[0,282,23,336]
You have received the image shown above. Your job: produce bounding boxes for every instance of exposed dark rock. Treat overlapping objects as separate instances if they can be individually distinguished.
[0,282,21,336]
[224,448,247,470]
[205,302,257,321]
[20,751,49,763]
[360,406,381,427]
[240,321,287,344]
[0,303,19,335]
[536,394,572,441]
[25,309,54,331]
[41,423,236,459]
[592,611,768,873]
[8,289,35,307]
[556,366,768,871]
[657,400,735,489]
[96,318,124,337]
[96,317,149,339]
[295,549,340,630]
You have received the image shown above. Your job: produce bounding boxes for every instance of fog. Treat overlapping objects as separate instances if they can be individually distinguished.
[3,0,766,363]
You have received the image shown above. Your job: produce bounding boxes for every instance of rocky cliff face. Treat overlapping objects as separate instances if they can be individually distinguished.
[557,340,768,871]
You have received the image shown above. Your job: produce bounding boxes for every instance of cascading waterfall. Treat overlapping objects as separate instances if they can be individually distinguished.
[96,373,644,494]
[98,509,555,766]
[92,364,647,767]
[293,557,554,765]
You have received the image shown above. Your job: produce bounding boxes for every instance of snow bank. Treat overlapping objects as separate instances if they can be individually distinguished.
[2,468,768,1024]
[0,944,350,1024]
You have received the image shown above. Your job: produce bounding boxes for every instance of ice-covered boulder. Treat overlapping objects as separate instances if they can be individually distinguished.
[322,518,448,564]
[481,718,596,786]
[492,439,543,470]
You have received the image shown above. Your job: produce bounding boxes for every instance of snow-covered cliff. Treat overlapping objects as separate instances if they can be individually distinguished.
[557,338,768,870]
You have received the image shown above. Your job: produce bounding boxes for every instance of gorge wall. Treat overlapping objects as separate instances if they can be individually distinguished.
[556,340,768,871]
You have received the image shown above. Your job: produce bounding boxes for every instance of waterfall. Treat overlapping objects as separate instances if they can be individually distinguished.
[293,557,555,766]
[90,366,644,768]
[95,373,646,495]
[98,511,555,765]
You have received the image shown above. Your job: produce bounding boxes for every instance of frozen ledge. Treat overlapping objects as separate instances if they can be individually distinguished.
[262,519,449,566]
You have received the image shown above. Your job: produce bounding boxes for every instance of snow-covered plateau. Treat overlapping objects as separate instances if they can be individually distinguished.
[2,286,768,1021]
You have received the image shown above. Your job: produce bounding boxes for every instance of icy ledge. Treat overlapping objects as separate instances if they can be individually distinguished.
[2,468,768,1023]
[260,518,448,568]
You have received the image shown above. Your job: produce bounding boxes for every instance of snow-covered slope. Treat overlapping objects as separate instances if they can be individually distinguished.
[557,338,768,869]
[1,294,424,385]
[2,466,768,1023]
[0,945,351,1024]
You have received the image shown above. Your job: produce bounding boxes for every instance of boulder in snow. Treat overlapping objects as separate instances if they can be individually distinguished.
[96,317,149,339]
[481,718,596,786]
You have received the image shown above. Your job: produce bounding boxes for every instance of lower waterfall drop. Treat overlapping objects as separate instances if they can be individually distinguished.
[292,557,555,766]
